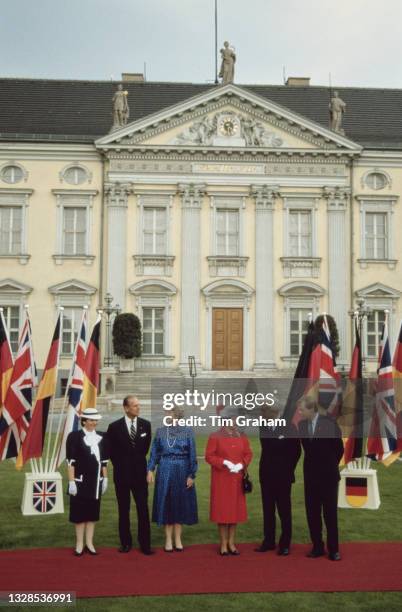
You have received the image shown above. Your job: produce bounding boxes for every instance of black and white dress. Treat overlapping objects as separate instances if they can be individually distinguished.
[66,429,109,523]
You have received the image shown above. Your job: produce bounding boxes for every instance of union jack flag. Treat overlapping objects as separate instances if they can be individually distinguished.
[0,312,37,460]
[56,310,88,467]
[367,314,397,462]
[32,480,57,513]
[305,314,342,417]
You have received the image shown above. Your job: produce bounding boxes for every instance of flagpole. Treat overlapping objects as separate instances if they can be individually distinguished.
[49,307,88,473]
[44,308,63,474]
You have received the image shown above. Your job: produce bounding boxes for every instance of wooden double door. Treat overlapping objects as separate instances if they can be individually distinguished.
[212,308,243,370]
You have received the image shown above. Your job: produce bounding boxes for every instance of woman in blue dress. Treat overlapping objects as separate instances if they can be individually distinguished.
[147,409,198,552]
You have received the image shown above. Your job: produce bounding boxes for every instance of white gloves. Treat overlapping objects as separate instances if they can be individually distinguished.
[102,477,108,495]
[223,460,243,473]
[68,481,77,496]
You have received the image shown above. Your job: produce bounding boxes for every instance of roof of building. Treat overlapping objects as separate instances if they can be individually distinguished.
[0,77,402,149]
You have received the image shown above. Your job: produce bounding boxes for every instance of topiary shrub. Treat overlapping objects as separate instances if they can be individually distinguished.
[112,313,142,359]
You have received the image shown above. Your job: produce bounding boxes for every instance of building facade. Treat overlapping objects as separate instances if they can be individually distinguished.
[1,77,401,383]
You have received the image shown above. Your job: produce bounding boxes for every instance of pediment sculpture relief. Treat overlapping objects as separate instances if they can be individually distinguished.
[170,112,284,147]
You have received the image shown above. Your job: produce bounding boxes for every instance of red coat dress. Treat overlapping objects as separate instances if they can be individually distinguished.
[205,429,253,524]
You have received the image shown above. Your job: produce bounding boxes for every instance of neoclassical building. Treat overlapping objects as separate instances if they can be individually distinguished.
[1,75,402,387]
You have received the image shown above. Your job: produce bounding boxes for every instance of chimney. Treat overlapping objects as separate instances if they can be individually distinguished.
[285,77,311,87]
[121,73,145,82]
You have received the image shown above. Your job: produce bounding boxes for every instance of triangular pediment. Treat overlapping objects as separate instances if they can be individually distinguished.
[48,279,97,295]
[96,84,361,153]
[0,278,32,295]
[356,283,401,299]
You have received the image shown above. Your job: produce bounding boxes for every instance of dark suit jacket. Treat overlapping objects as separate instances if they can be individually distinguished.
[106,417,152,485]
[259,424,301,484]
[298,415,344,484]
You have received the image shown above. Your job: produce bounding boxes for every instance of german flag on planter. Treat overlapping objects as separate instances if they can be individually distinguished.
[80,315,101,411]
[345,476,368,508]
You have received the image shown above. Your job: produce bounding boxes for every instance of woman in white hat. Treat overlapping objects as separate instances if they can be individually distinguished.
[66,407,109,556]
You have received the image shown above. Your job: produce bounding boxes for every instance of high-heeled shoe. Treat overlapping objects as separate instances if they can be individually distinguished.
[84,545,98,556]
[228,547,240,556]
[73,549,84,557]
[174,545,184,552]
[219,550,229,556]
[164,547,174,552]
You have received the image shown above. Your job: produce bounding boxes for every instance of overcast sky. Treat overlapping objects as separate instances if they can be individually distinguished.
[2,0,402,88]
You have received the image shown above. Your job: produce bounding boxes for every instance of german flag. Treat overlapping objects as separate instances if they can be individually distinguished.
[80,315,101,411]
[16,315,61,468]
[345,476,368,508]
[341,320,364,465]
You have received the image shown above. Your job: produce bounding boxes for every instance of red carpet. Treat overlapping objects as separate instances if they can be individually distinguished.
[1,543,401,597]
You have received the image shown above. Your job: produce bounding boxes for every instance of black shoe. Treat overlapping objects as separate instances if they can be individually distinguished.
[85,546,98,556]
[219,551,229,556]
[306,548,325,558]
[118,544,131,553]
[74,549,84,557]
[228,547,240,556]
[277,547,290,556]
[142,549,155,555]
[254,543,276,552]
[164,547,174,553]
[174,546,184,552]
[328,552,341,561]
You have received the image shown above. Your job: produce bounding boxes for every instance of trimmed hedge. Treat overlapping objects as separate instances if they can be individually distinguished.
[112,313,142,359]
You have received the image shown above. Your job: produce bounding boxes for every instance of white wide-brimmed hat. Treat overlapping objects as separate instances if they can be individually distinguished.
[81,407,102,421]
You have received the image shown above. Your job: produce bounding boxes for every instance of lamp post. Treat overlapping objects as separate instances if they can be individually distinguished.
[98,293,121,367]
[348,298,373,369]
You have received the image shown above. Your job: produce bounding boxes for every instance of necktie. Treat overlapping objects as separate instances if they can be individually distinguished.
[130,419,136,446]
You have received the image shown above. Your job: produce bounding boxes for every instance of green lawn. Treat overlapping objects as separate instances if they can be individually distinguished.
[1,435,402,611]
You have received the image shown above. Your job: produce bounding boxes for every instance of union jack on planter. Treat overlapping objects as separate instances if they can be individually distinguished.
[32,480,57,514]
[367,313,397,462]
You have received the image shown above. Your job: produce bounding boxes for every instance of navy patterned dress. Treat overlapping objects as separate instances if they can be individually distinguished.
[147,426,198,526]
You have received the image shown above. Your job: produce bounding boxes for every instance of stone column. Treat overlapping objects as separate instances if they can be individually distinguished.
[323,186,351,365]
[178,183,206,370]
[251,185,280,370]
[105,183,131,310]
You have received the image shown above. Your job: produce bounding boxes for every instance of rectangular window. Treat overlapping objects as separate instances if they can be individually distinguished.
[366,310,385,358]
[61,308,81,355]
[143,207,167,255]
[216,209,239,256]
[142,307,164,355]
[62,207,87,255]
[365,212,387,259]
[289,308,310,356]
[0,207,22,255]
[289,210,312,257]
[0,305,20,352]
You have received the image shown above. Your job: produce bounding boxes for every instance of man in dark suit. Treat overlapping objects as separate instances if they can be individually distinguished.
[298,398,344,561]
[107,395,153,555]
[255,404,301,556]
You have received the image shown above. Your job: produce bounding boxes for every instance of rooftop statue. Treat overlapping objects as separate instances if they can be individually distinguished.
[112,84,129,129]
[329,91,346,134]
[219,41,236,85]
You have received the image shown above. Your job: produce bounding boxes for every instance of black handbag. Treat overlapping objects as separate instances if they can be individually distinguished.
[242,469,253,494]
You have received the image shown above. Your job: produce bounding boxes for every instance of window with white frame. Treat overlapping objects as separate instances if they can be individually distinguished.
[289,210,312,257]
[63,166,87,186]
[289,307,311,356]
[61,307,82,355]
[0,206,22,254]
[358,197,396,263]
[366,310,386,358]
[1,165,24,184]
[142,307,165,355]
[62,207,87,255]
[216,209,239,256]
[143,207,167,255]
[365,212,387,259]
[0,305,20,352]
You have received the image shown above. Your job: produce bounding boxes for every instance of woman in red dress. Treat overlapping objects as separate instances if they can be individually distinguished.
[205,408,253,555]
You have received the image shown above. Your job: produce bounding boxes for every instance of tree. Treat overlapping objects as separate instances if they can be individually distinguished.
[112,313,142,359]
